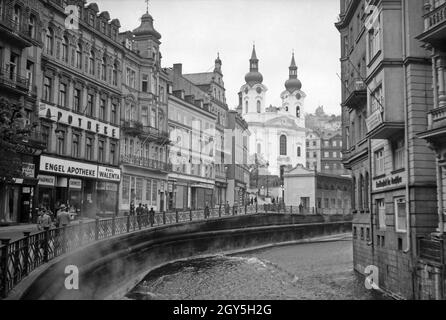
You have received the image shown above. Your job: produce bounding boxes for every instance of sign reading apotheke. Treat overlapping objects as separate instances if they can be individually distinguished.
[40,156,97,178]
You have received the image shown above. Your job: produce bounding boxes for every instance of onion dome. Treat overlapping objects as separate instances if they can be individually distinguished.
[133,12,161,40]
[245,45,263,86]
[285,52,302,93]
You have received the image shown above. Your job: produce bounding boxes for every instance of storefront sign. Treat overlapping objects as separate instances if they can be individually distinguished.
[40,156,97,178]
[98,166,121,182]
[39,103,120,139]
[38,175,55,186]
[69,179,82,189]
[373,173,405,192]
[22,163,35,178]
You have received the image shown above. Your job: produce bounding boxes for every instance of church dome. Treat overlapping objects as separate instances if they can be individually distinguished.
[285,78,302,92]
[245,71,263,86]
[133,12,161,39]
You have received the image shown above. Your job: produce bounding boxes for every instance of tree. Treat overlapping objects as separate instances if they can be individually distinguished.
[0,97,33,185]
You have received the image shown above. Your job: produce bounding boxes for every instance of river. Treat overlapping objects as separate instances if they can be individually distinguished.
[126,239,385,300]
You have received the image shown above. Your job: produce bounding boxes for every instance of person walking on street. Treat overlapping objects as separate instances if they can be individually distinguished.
[130,201,135,216]
[204,202,210,219]
[143,204,149,227]
[38,210,52,231]
[149,207,155,226]
[57,207,71,228]
[136,203,143,229]
[55,204,67,228]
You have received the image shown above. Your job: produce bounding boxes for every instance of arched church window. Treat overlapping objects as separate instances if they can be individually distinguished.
[296,106,301,118]
[245,101,248,114]
[257,100,261,113]
[297,146,301,157]
[280,135,287,156]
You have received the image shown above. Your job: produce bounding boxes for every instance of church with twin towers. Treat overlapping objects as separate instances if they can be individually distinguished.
[238,46,307,177]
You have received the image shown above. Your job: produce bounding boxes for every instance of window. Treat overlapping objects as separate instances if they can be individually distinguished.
[352,176,356,210]
[297,146,301,157]
[112,62,118,86]
[245,101,248,114]
[76,44,82,69]
[13,5,21,30]
[370,86,383,114]
[72,133,80,157]
[257,100,261,113]
[43,77,52,102]
[296,106,300,118]
[374,149,384,176]
[111,103,117,125]
[368,14,381,61]
[146,179,152,204]
[56,130,65,155]
[42,125,50,150]
[45,28,54,55]
[62,36,68,62]
[142,74,149,92]
[73,89,81,113]
[101,57,107,81]
[89,51,95,75]
[86,94,94,116]
[85,137,93,160]
[393,139,405,171]
[98,140,105,163]
[58,83,67,107]
[122,175,130,205]
[99,99,106,121]
[28,14,36,38]
[395,197,407,232]
[110,143,116,165]
[152,180,157,204]
[353,227,357,239]
[324,198,329,208]
[376,199,386,230]
[25,60,34,91]
[280,135,287,156]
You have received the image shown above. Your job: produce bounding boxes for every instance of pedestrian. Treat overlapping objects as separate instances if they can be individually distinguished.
[57,206,71,228]
[38,210,52,231]
[55,204,67,228]
[225,201,230,215]
[136,203,143,229]
[130,201,135,216]
[149,207,155,226]
[143,204,149,227]
[204,202,210,219]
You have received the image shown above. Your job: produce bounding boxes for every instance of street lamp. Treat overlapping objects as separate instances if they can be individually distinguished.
[266,161,270,198]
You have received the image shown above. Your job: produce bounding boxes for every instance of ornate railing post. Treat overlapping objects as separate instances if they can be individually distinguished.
[1,239,10,298]
[43,228,49,263]
[175,210,179,223]
[163,211,166,225]
[126,214,130,233]
[112,215,116,236]
[190,209,193,222]
[23,232,31,277]
[95,218,99,240]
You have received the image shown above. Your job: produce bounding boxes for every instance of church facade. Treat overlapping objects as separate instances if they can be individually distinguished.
[240,46,307,177]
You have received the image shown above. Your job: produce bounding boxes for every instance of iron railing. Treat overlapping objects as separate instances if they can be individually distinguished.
[0,66,30,93]
[120,154,168,171]
[0,205,351,298]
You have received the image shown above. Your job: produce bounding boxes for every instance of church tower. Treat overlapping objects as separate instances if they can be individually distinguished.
[281,53,306,127]
[240,45,268,117]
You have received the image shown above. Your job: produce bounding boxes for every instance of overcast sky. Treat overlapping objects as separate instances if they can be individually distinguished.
[95,0,341,115]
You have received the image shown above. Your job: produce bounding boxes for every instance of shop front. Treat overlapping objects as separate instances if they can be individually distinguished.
[37,156,121,218]
[191,183,215,209]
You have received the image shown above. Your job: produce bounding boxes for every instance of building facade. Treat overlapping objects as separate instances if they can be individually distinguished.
[284,164,351,214]
[183,55,229,207]
[306,129,321,172]
[416,0,446,300]
[167,63,216,210]
[241,47,307,177]
[0,0,47,223]
[320,131,348,175]
[337,0,438,299]
[118,11,170,214]
[37,0,122,218]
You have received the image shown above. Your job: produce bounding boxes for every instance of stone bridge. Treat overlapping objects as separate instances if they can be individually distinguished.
[1,208,352,300]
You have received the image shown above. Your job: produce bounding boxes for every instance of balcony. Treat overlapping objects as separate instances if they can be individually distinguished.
[366,107,404,140]
[418,106,446,142]
[0,16,37,48]
[0,66,30,94]
[418,2,446,50]
[120,154,169,172]
[343,78,367,109]
[122,120,170,144]
[13,129,47,156]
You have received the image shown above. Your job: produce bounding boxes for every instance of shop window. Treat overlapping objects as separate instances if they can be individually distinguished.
[146,179,152,204]
[122,175,130,205]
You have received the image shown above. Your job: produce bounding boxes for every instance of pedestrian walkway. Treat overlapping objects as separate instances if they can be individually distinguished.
[0,218,97,242]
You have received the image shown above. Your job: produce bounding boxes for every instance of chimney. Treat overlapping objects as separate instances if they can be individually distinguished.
[173,63,182,76]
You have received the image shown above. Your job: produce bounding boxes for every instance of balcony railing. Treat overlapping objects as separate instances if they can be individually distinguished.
[344,78,367,108]
[120,154,168,171]
[0,66,30,93]
[424,2,446,32]
[0,16,36,45]
[122,121,169,141]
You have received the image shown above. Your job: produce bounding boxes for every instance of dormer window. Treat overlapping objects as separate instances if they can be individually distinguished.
[89,13,95,26]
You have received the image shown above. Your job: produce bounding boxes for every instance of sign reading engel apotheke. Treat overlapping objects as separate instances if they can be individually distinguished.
[40,156,97,178]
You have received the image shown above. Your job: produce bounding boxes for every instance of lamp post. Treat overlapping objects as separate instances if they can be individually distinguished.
[266,161,270,198]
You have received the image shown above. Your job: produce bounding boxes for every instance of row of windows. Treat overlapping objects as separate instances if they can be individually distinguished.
[41,125,117,165]
[317,198,350,209]
[375,197,407,233]
[352,172,370,211]
[121,176,158,206]
[42,76,119,124]
[121,139,165,163]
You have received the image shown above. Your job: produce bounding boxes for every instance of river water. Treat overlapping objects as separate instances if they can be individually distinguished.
[126,239,385,300]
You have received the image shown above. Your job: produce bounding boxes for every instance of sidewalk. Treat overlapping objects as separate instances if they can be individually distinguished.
[0,218,97,242]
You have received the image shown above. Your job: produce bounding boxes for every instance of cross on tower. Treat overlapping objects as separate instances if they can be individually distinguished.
[145,0,149,13]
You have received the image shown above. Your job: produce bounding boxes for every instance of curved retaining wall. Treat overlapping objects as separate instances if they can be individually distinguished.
[10,214,352,300]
